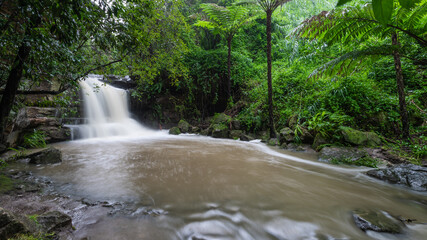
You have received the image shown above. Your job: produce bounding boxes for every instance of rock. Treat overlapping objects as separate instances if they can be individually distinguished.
[319,147,368,163]
[287,114,298,130]
[268,138,279,146]
[279,127,294,144]
[211,124,229,138]
[231,120,241,130]
[211,113,232,125]
[36,211,72,233]
[36,126,71,143]
[299,127,314,144]
[178,120,190,133]
[230,130,242,140]
[0,208,28,239]
[28,147,62,164]
[190,126,200,133]
[101,75,136,89]
[340,127,381,147]
[367,164,427,191]
[15,107,59,129]
[312,134,328,150]
[200,129,209,136]
[352,209,404,233]
[240,134,254,142]
[169,127,181,135]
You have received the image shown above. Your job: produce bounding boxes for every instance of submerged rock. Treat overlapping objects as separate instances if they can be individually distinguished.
[340,127,381,147]
[28,147,62,164]
[0,207,28,239]
[169,127,181,135]
[352,209,404,233]
[367,164,427,191]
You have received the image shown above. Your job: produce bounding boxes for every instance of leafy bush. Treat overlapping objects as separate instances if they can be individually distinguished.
[23,130,47,149]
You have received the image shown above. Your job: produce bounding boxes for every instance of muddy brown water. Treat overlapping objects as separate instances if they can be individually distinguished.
[25,135,427,240]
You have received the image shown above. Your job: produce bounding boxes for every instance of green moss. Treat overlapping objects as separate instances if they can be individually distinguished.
[331,156,378,168]
[0,175,14,193]
[169,127,181,135]
[211,113,232,125]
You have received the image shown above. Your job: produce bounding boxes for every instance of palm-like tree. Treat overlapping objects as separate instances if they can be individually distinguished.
[294,1,426,139]
[238,0,292,138]
[194,4,250,102]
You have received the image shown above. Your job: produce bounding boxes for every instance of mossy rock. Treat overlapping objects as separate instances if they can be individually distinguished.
[340,127,381,147]
[178,120,190,133]
[287,114,298,130]
[279,127,294,144]
[268,138,279,146]
[312,134,328,150]
[230,130,243,140]
[211,113,232,125]
[211,124,229,138]
[169,127,181,135]
[0,175,14,194]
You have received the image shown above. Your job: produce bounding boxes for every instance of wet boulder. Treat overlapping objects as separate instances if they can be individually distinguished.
[231,120,241,130]
[240,133,254,142]
[211,113,232,125]
[319,147,368,163]
[36,211,72,233]
[279,127,294,144]
[211,124,229,138]
[312,134,328,150]
[178,120,190,133]
[28,147,62,164]
[230,130,243,140]
[340,127,381,147]
[169,127,181,135]
[352,209,404,233]
[367,164,427,191]
[0,208,28,239]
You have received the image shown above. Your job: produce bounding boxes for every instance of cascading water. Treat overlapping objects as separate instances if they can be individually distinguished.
[69,75,158,139]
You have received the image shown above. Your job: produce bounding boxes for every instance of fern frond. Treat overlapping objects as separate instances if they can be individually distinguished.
[309,45,397,79]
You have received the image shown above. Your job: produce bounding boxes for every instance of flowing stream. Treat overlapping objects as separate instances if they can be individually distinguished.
[29,77,427,239]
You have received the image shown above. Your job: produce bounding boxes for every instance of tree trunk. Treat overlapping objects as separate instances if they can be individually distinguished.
[266,10,276,138]
[0,43,31,143]
[227,35,232,102]
[391,32,410,140]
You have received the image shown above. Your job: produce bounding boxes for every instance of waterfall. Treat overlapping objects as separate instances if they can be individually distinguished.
[69,75,157,139]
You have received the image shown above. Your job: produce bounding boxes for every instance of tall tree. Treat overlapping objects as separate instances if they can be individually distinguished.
[194,3,250,102]
[252,0,292,138]
[295,1,426,139]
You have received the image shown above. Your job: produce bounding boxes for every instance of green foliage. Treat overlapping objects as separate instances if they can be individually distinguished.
[308,111,352,139]
[373,0,393,24]
[331,156,379,168]
[23,130,47,149]
[28,214,39,225]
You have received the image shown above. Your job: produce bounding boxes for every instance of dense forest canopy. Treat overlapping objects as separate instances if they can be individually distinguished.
[0,0,426,158]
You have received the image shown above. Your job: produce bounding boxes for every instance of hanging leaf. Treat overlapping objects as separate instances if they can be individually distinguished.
[372,0,393,24]
[337,0,354,7]
[399,0,420,9]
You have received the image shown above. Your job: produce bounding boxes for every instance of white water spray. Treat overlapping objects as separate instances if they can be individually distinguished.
[70,75,158,139]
